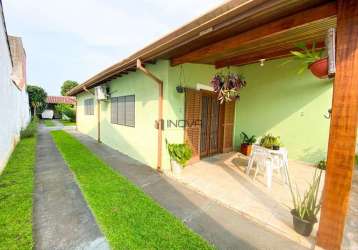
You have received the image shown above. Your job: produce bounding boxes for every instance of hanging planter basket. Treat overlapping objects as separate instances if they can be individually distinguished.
[211,72,247,104]
[308,57,329,79]
[176,85,184,93]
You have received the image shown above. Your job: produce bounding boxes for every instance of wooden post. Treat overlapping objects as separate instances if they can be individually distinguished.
[316,1,358,249]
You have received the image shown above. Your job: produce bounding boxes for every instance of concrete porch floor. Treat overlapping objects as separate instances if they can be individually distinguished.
[171,152,325,249]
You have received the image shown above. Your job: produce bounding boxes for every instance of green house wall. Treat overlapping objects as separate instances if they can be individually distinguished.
[77,61,169,169]
[233,59,332,163]
[76,58,332,171]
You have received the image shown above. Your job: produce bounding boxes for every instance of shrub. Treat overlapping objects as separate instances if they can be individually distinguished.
[20,117,38,139]
[167,143,192,166]
[55,104,76,122]
[63,107,76,122]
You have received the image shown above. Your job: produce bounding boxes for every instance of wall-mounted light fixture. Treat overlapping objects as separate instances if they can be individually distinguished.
[259,59,266,67]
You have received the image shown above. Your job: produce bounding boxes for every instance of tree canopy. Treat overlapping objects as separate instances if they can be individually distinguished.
[61,80,78,96]
[27,85,47,115]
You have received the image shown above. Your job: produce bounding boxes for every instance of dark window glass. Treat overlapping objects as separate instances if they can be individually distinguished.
[84,98,94,115]
[110,95,135,127]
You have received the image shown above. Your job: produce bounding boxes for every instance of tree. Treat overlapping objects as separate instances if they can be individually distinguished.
[27,85,47,116]
[61,80,78,96]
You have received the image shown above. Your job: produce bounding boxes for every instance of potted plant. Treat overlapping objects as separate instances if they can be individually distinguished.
[288,167,323,236]
[211,72,247,104]
[167,143,192,175]
[259,134,281,150]
[240,132,256,156]
[317,159,327,170]
[272,137,281,150]
[289,42,328,79]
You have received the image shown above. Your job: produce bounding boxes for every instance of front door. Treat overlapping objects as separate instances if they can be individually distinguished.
[200,92,220,157]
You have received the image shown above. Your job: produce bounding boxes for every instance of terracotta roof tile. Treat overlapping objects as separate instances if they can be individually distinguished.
[46,96,76,105]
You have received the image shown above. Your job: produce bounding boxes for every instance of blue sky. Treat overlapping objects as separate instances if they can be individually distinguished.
[3,0,223,95]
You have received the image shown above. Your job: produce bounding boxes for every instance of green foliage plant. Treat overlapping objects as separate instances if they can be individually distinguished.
[259,134,281,149]
[285,41,325,74]
[240,132,256,145]
[288,167,323,222]
[20,117,38,139]
[26,85,47,116]
[61,80,78,96]
[167,143,193,167]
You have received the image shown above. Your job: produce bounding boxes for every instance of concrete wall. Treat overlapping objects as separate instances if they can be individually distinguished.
[77,61,169,169]
[0,4,30,172]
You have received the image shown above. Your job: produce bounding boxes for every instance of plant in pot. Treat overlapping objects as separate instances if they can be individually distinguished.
[317,159,327,170]
[211,72,247,104]
[259,134,281,150]
[167,143,192,176]
[272,136,281,150]
[287,167,323,236]
[240,132,256,156]
[289,41,328,79]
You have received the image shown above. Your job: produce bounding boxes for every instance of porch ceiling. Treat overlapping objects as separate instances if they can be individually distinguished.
[68,0,336,96]
[171,2,337,68]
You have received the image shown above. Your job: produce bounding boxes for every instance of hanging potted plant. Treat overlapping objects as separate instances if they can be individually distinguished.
[240,132,256,156]
[211,72,247,104]
[289,42,328,78]
[167,143,192,176]
[288,167,323,236]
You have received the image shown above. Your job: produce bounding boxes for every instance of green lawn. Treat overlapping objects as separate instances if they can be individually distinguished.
[60,120,76,126]
[51,130,214,250]
[43,119,55,127]
[0,137,36,250]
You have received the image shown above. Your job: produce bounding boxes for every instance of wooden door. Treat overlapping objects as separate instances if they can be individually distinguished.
[222,100,235,152]
[184,88,201,163]
[200,92,220,157]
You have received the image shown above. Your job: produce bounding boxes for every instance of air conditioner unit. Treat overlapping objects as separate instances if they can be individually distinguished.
[95,86,108,100]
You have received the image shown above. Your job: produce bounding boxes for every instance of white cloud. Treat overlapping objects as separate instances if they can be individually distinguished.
[5,0,223,48]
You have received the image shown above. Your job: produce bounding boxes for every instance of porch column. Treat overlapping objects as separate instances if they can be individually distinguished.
[316,1,358,249]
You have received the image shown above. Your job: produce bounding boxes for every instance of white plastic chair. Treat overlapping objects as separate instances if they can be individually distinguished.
[246,145,289,188]
[252,151,275,188]
[246,144,262,174]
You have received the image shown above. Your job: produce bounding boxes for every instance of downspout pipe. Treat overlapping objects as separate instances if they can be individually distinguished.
[136,59,163,172]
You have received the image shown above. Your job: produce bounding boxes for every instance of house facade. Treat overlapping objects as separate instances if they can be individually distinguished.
[0,1,30,172]
[69,1,358,248]
[76,59,331,171]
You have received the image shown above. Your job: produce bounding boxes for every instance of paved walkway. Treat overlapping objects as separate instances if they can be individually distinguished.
[69,130,307,250]
[34,124,109,250]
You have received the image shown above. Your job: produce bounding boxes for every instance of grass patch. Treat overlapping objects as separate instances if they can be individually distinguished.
[51,130,214,250]
[60,120,76,126]
[43,119,55,127]
[0,137,36,250]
